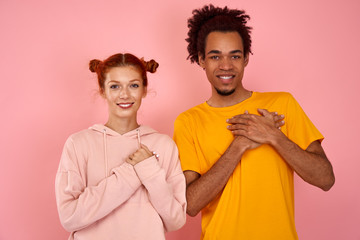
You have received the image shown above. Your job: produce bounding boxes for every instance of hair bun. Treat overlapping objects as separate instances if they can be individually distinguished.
[144,59,159,73]
[89,59,102,72]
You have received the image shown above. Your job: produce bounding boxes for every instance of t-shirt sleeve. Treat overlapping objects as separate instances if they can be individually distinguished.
[173,113,201,174]
[285,93,324,150]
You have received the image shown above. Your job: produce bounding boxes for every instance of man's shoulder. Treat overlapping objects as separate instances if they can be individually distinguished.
[253,91,297,105]
[255,91,293,99]
[176,102,208,120]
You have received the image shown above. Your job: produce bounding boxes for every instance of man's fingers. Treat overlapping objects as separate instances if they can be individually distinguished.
[230,129,247,136]
[257,108,271,117]
[274,114,285,122]
[227,114,254,124]
[275,120,285,128]
[227,124,247,131]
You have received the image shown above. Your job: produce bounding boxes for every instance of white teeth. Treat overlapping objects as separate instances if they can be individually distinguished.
[219,76,233,79]
[118,103,132,107]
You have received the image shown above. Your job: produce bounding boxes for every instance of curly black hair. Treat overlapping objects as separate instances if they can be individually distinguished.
[186,4,252,65]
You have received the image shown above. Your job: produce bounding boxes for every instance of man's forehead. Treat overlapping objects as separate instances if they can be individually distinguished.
[204,31,244,53]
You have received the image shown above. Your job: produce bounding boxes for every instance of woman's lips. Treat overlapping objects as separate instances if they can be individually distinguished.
[117,103,134,109]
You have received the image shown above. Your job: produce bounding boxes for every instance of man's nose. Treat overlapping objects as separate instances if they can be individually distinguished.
[219,57,233,70]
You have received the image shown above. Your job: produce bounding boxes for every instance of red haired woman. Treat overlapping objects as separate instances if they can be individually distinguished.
[55,53,186,240]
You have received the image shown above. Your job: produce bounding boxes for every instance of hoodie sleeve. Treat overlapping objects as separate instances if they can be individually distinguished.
[55,137,142,232]
[134,137,187,232]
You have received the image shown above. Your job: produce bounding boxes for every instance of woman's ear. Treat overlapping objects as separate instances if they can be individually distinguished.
[142,87,147,98]
[100,88,106,98]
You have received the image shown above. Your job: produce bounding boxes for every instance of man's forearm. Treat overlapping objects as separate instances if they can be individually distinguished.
[185,137,251,216]
[271,134,335,191]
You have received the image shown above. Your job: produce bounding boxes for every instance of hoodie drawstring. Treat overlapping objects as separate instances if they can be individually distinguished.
[103,129,108,177]
[136,128,141,148]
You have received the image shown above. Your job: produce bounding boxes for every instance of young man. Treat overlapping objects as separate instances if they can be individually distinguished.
[173,5,335,240]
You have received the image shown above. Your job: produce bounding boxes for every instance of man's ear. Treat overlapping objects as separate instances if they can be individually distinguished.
[244,53,250,66]
[198,53,205,69]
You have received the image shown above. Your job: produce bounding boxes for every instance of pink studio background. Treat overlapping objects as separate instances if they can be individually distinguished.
[1,0,359,239]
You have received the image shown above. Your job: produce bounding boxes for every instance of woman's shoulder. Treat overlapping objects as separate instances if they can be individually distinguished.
[65,126,100,144]
[141,126,175,145]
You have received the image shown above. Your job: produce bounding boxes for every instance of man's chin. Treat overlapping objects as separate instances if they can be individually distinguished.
[215,88,235,96]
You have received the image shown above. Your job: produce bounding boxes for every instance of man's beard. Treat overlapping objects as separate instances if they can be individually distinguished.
[215,87,235,96]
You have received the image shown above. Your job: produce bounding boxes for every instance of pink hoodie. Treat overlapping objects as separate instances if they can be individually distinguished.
[55,124,187,240]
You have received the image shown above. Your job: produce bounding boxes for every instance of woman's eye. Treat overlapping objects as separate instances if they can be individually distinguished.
[131,84,139,88]
[110,85,119,89]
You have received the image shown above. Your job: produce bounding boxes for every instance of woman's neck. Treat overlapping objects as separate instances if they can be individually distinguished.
[105,117,139,135]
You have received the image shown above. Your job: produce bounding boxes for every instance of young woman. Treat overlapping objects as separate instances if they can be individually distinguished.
[55,53,186,240]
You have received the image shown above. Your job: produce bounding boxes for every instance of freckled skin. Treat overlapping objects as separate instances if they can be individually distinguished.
[102,66,146,130]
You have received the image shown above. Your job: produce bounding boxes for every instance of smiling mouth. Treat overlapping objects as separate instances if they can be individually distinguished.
[217,75,235,83]
[117,103,134,109]
[219,76,233,79]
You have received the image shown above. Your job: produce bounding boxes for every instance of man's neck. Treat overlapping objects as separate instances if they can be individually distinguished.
[207,89,252,108]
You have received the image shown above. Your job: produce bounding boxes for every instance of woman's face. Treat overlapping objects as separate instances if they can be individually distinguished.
[102,66,146,121]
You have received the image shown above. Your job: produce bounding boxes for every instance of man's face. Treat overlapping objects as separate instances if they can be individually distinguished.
[199,31,249,96]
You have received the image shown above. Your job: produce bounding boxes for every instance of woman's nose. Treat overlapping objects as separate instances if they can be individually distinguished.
[119,87,129,98]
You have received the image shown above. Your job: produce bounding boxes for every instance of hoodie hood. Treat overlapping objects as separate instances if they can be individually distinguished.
[87,124,158,178]
[89,124,158,138]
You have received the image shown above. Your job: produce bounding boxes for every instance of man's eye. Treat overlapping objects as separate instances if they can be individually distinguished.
[232,55,241,59]
[209,55,219,60]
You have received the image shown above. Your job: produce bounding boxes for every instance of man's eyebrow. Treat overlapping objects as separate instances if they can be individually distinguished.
[230,50,243,54]
[207,49,243,54]
[207,50,221,55]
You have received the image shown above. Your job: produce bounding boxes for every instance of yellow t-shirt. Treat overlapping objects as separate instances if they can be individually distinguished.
[174,92,323,240]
